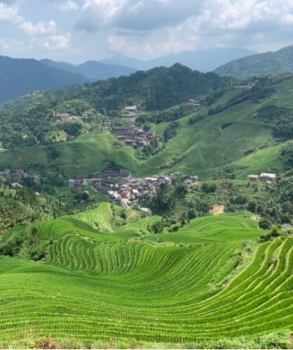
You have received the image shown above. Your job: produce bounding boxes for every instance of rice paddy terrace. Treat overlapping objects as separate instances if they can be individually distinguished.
[0,204,293,346]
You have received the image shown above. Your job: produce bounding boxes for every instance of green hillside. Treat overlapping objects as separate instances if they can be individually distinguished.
[214,45,293,77]
[1,70,293,181]
[0,205,293,348]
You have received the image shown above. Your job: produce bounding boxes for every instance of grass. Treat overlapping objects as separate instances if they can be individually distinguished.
[0,131,141,177]
[138,99,273,177]
[1,206,293,347]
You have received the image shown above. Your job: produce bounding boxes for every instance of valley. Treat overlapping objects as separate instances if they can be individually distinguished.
[1,62,293,348]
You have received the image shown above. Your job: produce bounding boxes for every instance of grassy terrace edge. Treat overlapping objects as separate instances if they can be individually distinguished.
[0,206,293,348]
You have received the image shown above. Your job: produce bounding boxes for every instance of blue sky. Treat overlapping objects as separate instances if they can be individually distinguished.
[0,0,293,63]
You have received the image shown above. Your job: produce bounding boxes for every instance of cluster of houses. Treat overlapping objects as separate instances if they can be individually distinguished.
[100,105,159,147]
[247,172,277,183]
[68,170,199,213]
[112,126,159,147]
[0,168,41,188]
[123,105,138,123]
[68,169,130,190]
[105,174,177,202]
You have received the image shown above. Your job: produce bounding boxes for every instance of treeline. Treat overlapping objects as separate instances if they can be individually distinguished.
[256,105,293,140]
[0,188,68,233]
[143,173,293,234]
[137,104,195,124]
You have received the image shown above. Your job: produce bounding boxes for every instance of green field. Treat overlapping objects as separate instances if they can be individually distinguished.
[0,205,293,348]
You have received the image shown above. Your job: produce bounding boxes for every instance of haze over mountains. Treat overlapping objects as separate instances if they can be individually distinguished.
[101,47,256,72]
[0,47,255,103]
[0,56,87,104]
[40,59,137,82]
[2,45,293,104]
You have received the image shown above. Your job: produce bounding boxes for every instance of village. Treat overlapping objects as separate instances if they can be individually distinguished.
[68,169,278,213]
[0,168,41,188]
[68,170,199,214]
[108,105,160,147]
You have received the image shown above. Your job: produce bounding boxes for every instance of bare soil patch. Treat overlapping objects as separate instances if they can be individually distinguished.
[210,204,225,215]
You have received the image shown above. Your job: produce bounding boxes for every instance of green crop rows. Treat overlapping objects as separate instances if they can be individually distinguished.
[0,211,292,344]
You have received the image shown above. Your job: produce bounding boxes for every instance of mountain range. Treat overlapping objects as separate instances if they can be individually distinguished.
[0,56,87,104]
[101,47,256,72]
[2,45,293,104]
[0,47,254,104]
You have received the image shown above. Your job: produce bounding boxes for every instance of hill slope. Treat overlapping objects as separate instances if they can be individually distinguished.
[214,45,293,77]
[0,207,292,348]
[1,67,293,180]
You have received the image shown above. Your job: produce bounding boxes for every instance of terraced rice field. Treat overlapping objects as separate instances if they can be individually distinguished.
[0,211,293,345]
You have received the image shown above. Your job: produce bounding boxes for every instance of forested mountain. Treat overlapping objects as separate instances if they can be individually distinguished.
[0,63,232,149]
[0,46,257,104]
[0,55,87,103]
[214,45,293,77]
[0,55,137,104]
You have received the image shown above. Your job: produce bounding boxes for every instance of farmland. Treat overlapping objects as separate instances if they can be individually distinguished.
[0,204,293,348]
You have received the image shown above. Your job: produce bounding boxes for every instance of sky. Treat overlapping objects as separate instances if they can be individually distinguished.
[0,0,293,63]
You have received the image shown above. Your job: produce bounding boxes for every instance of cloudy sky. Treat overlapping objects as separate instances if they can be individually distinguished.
[0,0,293,63]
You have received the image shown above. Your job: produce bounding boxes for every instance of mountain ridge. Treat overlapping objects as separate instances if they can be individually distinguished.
[0,55,87,103]
[214,45,293,77]
[101,47,257,72]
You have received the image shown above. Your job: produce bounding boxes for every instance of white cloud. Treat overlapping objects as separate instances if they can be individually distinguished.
[1,0,293,61]
[19,20,57,35]
[43,33,72,50]
[0,36,26,55]
[75,0,203,32]
[0,2,22,23]
[57,1,79,11]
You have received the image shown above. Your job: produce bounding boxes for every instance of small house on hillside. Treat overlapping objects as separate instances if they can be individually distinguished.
[124,105,138,113]
[190,175,199,182]
[247,175,259,181]
[260,173,276,182]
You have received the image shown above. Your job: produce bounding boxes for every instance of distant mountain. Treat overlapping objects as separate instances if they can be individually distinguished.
[214,45,293,77]
[78,61,136,80]
[100,55,145,71]
[0,56,87,103]
[41,59,137,81]
[101,48,256,72]
[0,55,137,104]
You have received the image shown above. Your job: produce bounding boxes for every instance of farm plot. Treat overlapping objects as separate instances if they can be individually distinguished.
[0,212,292,345]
